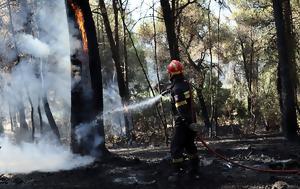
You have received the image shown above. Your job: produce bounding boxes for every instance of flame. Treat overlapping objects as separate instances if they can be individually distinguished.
[69,1,88,53]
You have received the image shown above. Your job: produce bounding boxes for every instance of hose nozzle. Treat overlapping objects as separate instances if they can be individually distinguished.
[161,89,171,96]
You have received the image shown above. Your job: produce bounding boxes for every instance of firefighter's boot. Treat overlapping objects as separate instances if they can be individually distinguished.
[168,159,184,182]
[188,156,200,179]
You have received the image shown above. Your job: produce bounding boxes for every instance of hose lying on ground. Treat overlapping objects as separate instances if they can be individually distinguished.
[190,123,300,174]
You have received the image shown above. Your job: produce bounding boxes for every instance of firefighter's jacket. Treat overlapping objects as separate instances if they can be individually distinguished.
[170,75,196,126]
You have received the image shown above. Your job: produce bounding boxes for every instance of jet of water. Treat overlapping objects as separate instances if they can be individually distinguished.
[103,94,162,117]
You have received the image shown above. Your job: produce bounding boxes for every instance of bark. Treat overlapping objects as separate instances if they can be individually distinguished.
[214,6,221,136]
[153,0,168,145]
[196,88,210,131]
[207,0,213,137]
[66,0,107,156]
[238,34,258,132]
[119,0,129,94]
[98,0,127,100]
[99,0,131,141]
[43,97,60,140]
[272,0,298,140]
[30,105,35,141]
[160,0,180,60]
[38,105,43,134]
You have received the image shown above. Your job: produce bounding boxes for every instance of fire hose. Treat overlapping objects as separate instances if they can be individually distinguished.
[194,129,300,174]
[160,90,300,174]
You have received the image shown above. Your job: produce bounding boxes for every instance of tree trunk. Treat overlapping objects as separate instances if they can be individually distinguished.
[43,97,60,140]
[160,0,180,60]
[98,0,127,99]
[66,0,107,156]
[99,0,132,141]
[18,103,29,132]
[153,0,168,145]
[38,105,43,134]
[196,88,210,132]
[30,105,35,141]
[207,0,214,137]
[272,0,298,140]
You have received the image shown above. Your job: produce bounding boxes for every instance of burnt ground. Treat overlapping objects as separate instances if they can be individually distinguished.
[1,135,300,189]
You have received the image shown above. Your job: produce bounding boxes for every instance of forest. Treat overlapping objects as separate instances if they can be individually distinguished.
[0,0,299,188]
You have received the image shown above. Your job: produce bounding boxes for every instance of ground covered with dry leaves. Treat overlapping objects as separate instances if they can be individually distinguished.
[0,135,300,189]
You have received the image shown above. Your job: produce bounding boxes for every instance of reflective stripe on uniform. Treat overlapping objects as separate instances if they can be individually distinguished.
[184,91,190,99]
[175,100,187,108]
[172,157,184,164]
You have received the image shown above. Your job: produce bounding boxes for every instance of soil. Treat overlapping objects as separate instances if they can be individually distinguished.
[1,135,300,189]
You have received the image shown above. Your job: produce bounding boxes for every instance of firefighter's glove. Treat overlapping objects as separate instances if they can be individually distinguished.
[175,116,187,126]
[161,89,171,96]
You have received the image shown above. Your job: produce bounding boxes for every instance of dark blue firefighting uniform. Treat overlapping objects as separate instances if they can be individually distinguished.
[170,74,198,166]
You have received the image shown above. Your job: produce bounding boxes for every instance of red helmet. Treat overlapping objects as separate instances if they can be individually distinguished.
[167,60,183,76]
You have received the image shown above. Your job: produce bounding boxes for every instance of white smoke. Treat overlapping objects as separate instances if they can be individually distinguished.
[16,34,50,58]
[0,0,74,123]
[103,83,126,136]
[0,0,94,173]
[75,122,104,157]
[145,57,158,87]
[0,136,94,174]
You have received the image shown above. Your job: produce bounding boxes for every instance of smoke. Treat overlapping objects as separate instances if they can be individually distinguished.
[145,57,159,87]
[16,34,50,58]
[74,82,162,145]
[0,0,95,174]
[0,136,94,174]
[103,83,126,136]
[0,0,74,124]
[75,122,104,157]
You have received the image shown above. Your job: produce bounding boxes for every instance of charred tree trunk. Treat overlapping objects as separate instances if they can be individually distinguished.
[272,0,298,140]
[43,97,60,140]
[160,0,180,60]
[38,105,43,134]
[30,102,35,141]
[66,0,107,156]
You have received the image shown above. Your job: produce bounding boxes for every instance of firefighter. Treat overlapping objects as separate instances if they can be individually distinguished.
[166,60,200,181]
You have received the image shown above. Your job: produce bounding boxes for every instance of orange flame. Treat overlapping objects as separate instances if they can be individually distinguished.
[69,1,88,53]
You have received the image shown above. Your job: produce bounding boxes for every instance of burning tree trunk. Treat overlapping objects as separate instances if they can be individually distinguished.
[66,0,107,157]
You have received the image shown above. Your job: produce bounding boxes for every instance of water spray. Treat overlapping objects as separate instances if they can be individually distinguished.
[103,94,163,116]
